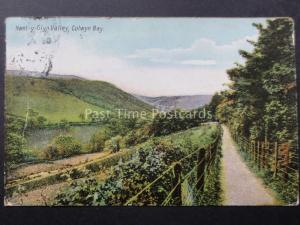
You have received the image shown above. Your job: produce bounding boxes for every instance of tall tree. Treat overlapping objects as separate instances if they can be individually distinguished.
[217,18,296,142]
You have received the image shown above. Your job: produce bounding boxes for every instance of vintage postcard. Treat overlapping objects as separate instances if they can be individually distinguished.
[4,17,298,206]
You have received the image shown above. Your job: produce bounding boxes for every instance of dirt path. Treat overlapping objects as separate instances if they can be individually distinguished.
[8,151,110,181]
[221,125,277,206]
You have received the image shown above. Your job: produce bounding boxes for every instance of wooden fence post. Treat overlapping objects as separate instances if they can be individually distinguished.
[207,145,212,174]
[273,142,278,178]
[265,141,270,170]
[247,139,250,154]
[283,143,290,182]
[257,141,260,168]
[250,141,253,159]
[253,141,256,163]
[196,148,206,192]
[260,142,264,170]
[263,142,267,170]
[172,163,182,205]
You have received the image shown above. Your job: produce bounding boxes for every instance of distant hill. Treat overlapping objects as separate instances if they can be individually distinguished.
[5,72,152,122]
[6,69,86,80]
[134,94,212,111]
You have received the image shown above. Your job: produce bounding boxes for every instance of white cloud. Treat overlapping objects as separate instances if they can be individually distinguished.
[7,35,252,96]
[126,35,258,66]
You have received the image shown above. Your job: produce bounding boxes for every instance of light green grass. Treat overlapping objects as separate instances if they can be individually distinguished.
[5,75,152,123]
[5,76,104,122]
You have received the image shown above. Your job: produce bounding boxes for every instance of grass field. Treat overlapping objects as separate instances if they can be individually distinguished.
[5,76,104,122]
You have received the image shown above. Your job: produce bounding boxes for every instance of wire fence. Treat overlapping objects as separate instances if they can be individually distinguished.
[231,132,299,191]
[124,124,222,206]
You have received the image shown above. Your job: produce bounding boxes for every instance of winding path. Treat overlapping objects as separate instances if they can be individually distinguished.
[221,125,277,206]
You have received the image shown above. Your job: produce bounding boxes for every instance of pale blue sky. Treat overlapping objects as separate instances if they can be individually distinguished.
[6,17,267,96]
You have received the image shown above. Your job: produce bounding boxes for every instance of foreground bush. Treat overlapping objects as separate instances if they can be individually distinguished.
[42,135,82,160]
[54,140,184,206]
[104,135,123,153]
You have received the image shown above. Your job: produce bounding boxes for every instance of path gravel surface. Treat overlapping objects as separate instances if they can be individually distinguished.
[221,125,277,206]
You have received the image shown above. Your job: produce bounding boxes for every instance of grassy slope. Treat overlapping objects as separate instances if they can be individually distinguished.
[5,75,152,122]
[53,78,152,112]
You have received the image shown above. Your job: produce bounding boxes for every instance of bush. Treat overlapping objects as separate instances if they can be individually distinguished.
[26,109,48,130]
[5,132,26,168]
[42,145,59,160]
[54,139,185,206]
[54,135,81,157]
[89,129,110,152]
[150,109,209,137]
[123,124,151,147]
[42,135,82,160]
[123,131,136,147]
[104,135,122,153]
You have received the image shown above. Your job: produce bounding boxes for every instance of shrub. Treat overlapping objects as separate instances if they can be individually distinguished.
[105,135,122,153]
[42,145,59,160]
[44,135,82,159]
[123,131,136,147]
[89,129,110,152]
[123,124,151,147]
[54,140,185,206]
[56,135,81,157]
[5,132,26,168]
[26,109,48,130]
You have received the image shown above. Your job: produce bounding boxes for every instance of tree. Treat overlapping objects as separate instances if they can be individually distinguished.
[217,18,296,142]
[5,132,26,167]
[207,92,223,120]
[4,114,26,171]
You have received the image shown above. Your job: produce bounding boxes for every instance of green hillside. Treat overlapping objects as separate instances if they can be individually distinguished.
[51,78,152,111]
[5,75,152,123]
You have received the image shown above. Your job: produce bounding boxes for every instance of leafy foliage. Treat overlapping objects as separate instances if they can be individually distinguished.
[216,18,296,143]
[150,108,212,136]
[54,140,185,206]
[104,135,123,153]
[4,114,26,170]
[89,129,110,152]
[42,135,82,159]
[53,125,220,206]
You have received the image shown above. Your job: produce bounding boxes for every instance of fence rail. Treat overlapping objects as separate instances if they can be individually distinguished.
[231,132,299,190]
[125,125,222,206]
